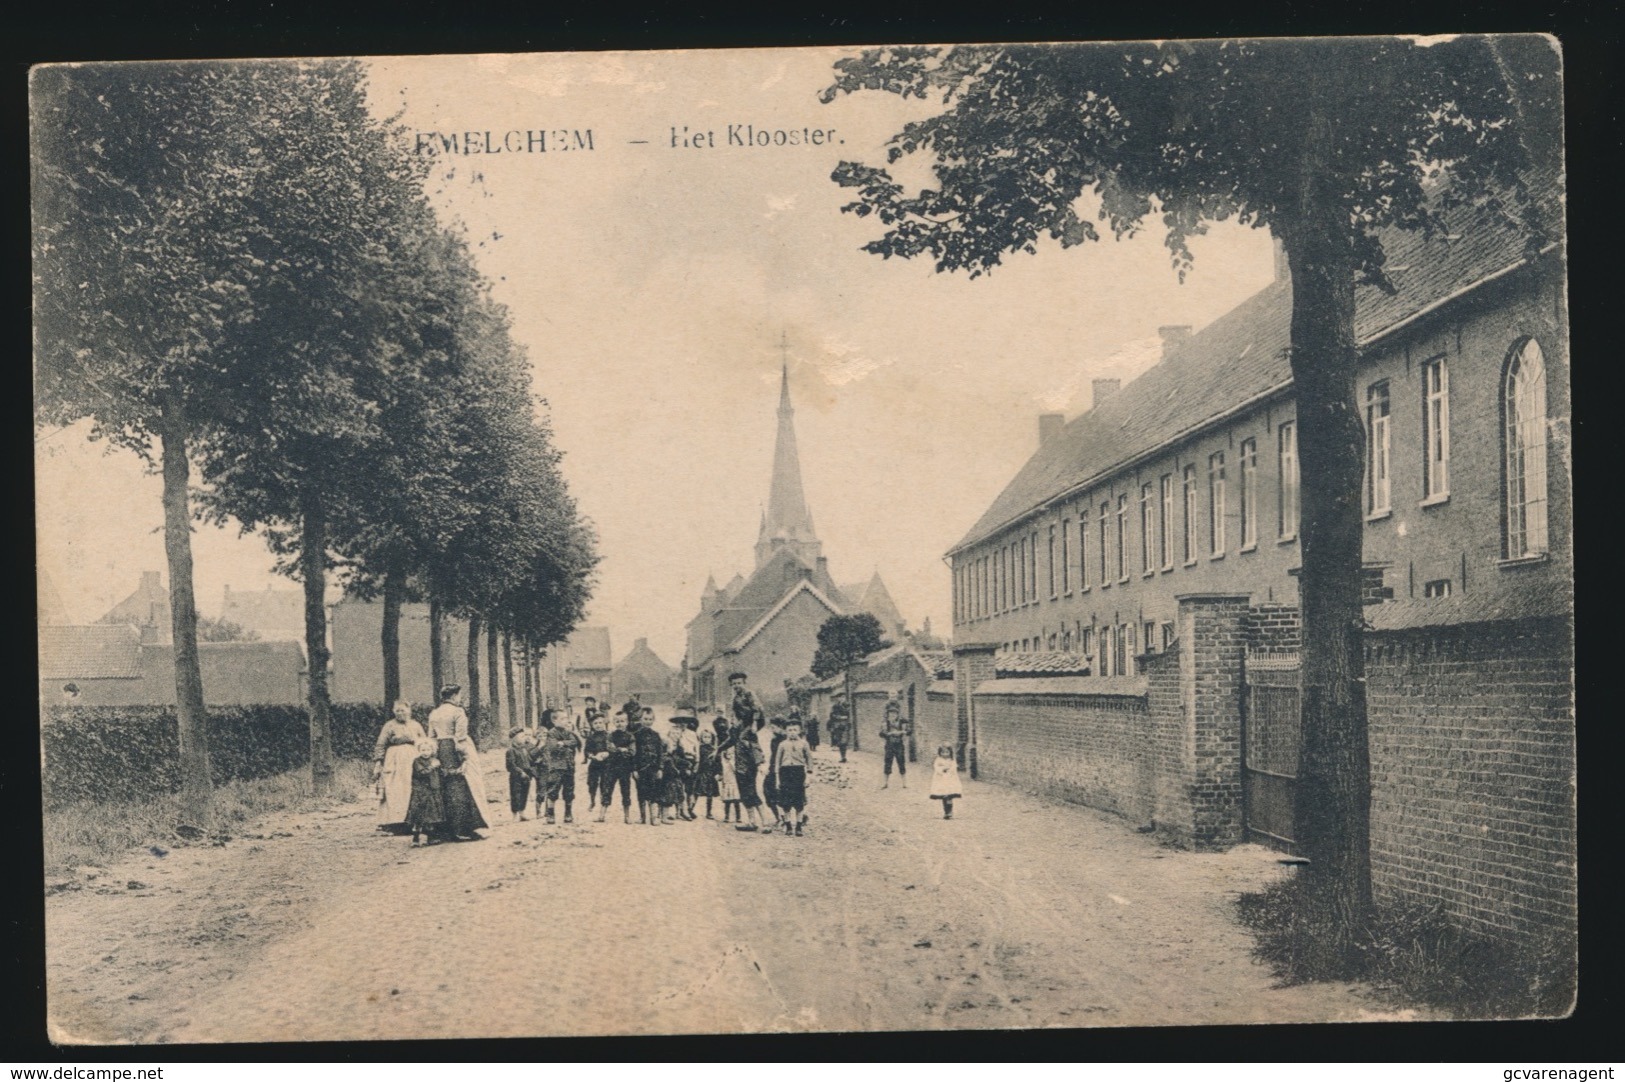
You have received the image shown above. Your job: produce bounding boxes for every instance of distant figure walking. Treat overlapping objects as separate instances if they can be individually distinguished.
[372,700,426,831]
[827,702,851,763]
[929,744,963,819]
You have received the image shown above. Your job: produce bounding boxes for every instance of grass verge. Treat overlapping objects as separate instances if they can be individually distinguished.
[44,758,372,877]
[1236,878,1576,1019]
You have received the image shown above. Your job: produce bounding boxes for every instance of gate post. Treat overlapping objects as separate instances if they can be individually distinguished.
[1176,594,1248,849]
[952,641,999,779]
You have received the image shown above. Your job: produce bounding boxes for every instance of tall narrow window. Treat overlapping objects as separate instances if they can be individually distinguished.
[1278,422,1300,539]
[1505,338,1549,558]
[1239,438,1258,549]
[1099,502,1111,586]
[1048,526,1058,598]
[1078,517,1090,591]
[981,557,989,618]
[1060,520,1071,594]
[1140,482,1155,574]
[1367,381,1392,515]
[1159,473,1174,570]
[1017,540,1026,606]
[1423,357,1451,500]
[1031,530,1040,600]
[1208,451,1227,556]
[1116,494,1130,581]
[1183,464,1199,563]
[1100,625,1114,677]
[1116,623,1131,676]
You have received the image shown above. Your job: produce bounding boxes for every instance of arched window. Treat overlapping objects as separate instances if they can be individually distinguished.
[1504,338,1549,558]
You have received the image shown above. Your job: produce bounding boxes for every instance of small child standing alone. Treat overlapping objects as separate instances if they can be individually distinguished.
[506,728,536,821]
[929,744,963,819]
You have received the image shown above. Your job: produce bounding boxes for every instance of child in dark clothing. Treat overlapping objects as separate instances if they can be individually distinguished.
[406,738,444,846]
[505,728,536,821]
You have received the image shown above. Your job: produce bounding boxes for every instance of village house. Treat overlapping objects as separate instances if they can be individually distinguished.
[220,583,304,641]
[945,184,1571,947]
[610,637,678,708]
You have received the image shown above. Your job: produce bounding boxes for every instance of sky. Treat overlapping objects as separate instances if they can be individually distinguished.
[34,46,1276,669]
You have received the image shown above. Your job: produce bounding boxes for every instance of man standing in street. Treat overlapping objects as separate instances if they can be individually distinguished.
[827,699,851,763]
[879,698,912,789]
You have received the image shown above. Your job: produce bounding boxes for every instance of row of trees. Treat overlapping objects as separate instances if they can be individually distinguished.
[33,59,596,831]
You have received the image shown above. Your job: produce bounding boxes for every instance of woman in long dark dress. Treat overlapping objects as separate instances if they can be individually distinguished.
[435,737,489,841]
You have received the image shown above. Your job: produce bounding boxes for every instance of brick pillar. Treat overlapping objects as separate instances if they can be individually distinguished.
[952,641,999,779]
[1176,594,1248,849]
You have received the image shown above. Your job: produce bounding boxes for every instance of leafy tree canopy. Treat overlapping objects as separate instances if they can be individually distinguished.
[811,613,890,679]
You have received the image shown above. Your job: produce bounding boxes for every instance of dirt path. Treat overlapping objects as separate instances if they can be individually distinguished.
[46,745,1416,1044]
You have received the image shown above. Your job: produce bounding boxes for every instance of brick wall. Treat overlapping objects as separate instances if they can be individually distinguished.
[961,595,1247,849]
[921,688,957,760]
[1366,617,1575,942]
[1245,603,1301,655]
[972,678,1153,820]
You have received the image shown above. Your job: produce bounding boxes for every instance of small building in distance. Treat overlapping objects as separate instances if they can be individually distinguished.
[221,583,305,641]
[99,570,171,644]
[563,627,613,717]
[611,637,677,708]
[38,623,305,708]
[327,600,469,708]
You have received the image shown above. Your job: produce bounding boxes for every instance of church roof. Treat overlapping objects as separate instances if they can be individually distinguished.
[837,573,907,633]
[949,175,1563,556]
[724,579,844,654]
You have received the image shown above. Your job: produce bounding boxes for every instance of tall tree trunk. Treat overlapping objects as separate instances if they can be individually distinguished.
[380,565,403,707]
[487,617,501,737]
[466,613,483,747]
[428,594,444,694]
[503,628,517,730]
[158,402,213,831]
[1283,76,1374,976]
[522,638,535,729]
[300,491,336,796]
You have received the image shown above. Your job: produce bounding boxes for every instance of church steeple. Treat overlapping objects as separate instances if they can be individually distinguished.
[755,340,821,569]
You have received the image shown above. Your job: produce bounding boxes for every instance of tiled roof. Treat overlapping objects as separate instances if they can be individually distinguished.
[39,624,143,680]
[566,627,613,671]
[950,177,1563,555]
[994,651,1092,677]
[916,651,954,680]
[976,675,1147,697]
[1366,572,1571,632]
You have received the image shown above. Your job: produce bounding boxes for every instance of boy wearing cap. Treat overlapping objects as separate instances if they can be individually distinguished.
[505,728,537,821]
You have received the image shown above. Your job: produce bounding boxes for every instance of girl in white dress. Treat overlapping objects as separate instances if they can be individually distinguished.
[928,744,963,819]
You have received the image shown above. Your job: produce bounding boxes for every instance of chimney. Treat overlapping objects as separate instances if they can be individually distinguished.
[1158,325,1192,359]
[140,570,161,595]
[1272,235,1290,283]
[1091,378,1121,410]
[1038,413,1064,445]
[816,555,829,579]
[635,637,647,650]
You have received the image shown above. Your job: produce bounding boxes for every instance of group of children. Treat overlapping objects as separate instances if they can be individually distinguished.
[385,674,966,850]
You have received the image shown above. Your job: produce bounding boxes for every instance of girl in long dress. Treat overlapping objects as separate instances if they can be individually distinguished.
[372,701,427,830]
[405,738,444,846]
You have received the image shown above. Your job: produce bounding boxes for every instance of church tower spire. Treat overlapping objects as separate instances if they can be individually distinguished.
[755,337,821,569]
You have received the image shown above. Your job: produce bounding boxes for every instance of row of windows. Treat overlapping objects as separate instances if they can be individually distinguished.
[1000,619,1180,677]
[953,421,1300,625]
[954,337,1553,627]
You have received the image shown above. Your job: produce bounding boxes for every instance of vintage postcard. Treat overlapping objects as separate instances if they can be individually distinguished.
[33,38,1572,1044]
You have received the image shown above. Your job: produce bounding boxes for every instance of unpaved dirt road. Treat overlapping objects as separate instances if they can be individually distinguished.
[46,745,1409,1043]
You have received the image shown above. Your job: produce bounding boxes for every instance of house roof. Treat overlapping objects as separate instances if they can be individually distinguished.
[915,651,954,680]
[612,638,676,688]
[566,627,613,671]
[724,580,845,655]
[949,177,1563,556]
[39,624,144,680]
[994,651,1093,677]
[221,585,304,637]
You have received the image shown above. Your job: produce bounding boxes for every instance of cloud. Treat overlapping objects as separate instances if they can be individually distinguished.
[804,334,896,387]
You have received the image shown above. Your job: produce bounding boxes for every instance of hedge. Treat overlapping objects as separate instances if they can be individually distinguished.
[40,702,404,807]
